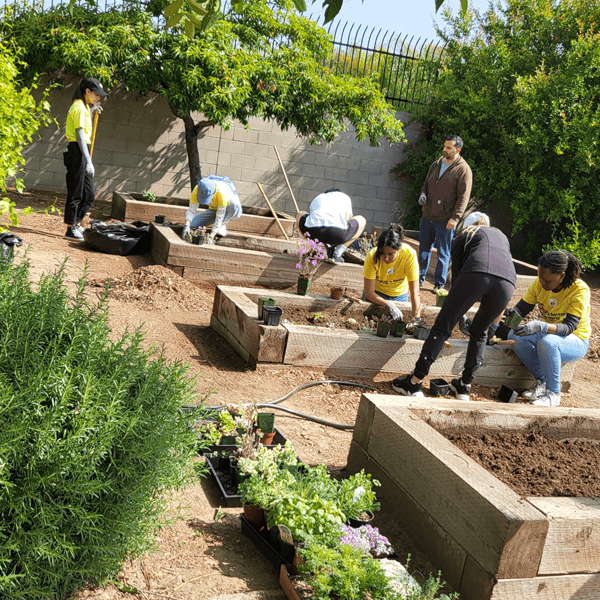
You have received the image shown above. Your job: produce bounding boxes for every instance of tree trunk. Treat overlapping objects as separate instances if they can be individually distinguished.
[174,109,213,189]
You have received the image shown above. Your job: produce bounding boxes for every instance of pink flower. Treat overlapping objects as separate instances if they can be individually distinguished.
[296,263,302,269]
[311,260,317,266]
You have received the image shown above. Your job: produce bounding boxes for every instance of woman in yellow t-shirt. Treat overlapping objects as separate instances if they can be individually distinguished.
[363,226,420,322]
[507,250,591,407]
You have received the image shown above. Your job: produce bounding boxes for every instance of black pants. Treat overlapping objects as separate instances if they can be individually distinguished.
[64,142,94,226]
[413,272,515,384]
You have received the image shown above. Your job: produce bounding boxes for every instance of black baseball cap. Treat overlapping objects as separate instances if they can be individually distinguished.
[80,77,109,97]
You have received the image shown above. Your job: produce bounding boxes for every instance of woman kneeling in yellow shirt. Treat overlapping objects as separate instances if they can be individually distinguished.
[363,225,420,321]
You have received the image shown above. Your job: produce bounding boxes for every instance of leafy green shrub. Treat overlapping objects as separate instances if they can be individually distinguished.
[0,258,199,599]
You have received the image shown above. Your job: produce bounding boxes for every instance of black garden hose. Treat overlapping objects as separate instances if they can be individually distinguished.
[182,379,381,430]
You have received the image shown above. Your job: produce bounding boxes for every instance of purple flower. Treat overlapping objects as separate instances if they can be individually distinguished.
[311,260,317,266]
[296,263,302,269]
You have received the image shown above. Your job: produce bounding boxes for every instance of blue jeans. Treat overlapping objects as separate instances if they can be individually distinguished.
[419,217,454,287]
[507,330,589,394]
[362,290,409,302]
[190,201,242,229]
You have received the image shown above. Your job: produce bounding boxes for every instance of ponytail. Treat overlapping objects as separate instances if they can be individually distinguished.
[538,250,582,289]
[374,225,404,263]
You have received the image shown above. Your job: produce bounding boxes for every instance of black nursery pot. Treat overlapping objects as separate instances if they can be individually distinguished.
[263,306,283,326]
[154,214,165,224]
[347,510,374,528]
[429,378,450,397]
[413,325,431,340]
[497,384,518,403]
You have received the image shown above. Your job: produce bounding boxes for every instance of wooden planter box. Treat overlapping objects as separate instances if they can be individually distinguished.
[210,286,575,388]
[111,191,296,238]
[151,224,367,289]
[346,395,600,600]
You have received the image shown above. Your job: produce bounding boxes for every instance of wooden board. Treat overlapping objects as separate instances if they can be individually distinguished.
[346,395,600,600]
[113,192,295,238]
[360,400,548,579]
[528,497,600,575]
[212,287,287,363]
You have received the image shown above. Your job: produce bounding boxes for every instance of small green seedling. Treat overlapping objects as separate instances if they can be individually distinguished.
[214,506,226,522]
[142,190,156,202]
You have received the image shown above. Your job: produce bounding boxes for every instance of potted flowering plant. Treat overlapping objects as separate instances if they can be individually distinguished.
[291,234,326,295]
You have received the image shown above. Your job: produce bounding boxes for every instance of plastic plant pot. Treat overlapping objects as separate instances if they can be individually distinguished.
[497,384,518,403]
[258,297,275,318]
[394,321,407,337]
[413,325,431,340]
[429,378,450,397]
[154,214,165,224]
[330,287,343,300]
[256,412,275,433]
[376,320,392,338]
[347,510,374,528]
[297,277,311,296]
[504,313,523,329]
[263,306,283,326]
[259,431,276,445]
[436,293,447,307]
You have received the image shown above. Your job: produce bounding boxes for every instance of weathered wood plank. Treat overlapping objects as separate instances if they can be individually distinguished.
[113,192,295,237]
[212,287,287,362]
[210,313,254,366]
[346,440,468,591]
[528,497,600,575]
[283,325,545,388]
[360,400,548,579]
[490,573,600,599]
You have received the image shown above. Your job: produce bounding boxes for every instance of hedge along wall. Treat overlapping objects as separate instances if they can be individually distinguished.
[20,75,422,229]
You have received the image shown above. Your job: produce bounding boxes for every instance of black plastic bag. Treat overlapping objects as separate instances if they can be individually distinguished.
[83,220,152,256]
[0,232,23,264]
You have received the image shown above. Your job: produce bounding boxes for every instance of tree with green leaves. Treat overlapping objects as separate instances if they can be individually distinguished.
[4,0,405,188]
[0,42,55,230]
[394,0,600,269]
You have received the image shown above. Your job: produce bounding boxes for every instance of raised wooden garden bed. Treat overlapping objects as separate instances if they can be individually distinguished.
[112,191,296,238]
[210,285,575,388]
[346,395,600,600]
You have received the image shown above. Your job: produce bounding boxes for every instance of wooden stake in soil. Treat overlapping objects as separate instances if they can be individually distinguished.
[273,146,300,213]
[256,182,290,241]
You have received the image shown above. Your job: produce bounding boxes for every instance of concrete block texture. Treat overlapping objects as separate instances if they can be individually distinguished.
[21,74,417,229]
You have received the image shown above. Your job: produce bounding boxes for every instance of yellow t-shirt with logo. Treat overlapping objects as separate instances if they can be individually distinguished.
[65,100,92,144]
[523,278,591,340]
[363,244,418,297]
[189,180,236,213]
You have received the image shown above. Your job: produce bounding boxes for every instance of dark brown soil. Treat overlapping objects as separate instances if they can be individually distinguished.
[445,430,600,498]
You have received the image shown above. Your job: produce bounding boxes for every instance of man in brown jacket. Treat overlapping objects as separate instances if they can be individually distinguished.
[418,135,472,291]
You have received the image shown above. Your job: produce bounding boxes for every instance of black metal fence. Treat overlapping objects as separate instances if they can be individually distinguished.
[2,0,444,108]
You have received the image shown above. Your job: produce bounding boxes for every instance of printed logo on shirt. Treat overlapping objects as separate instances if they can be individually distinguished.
[387,267,394,275]
[549,298,557,307]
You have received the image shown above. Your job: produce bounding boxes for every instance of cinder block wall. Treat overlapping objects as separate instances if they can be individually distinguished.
[20,75,422,229]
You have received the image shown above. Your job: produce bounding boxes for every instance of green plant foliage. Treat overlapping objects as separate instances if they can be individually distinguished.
[394,0,600,266]
[0,258,200,599]
[336,469,381,520]
[3,0,404,187]
[0,41,55,231]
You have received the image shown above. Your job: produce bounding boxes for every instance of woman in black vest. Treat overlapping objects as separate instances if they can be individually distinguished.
[392,212,517,400]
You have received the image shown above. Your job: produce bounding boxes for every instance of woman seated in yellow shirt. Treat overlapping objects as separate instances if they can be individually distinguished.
[363,225,421,321]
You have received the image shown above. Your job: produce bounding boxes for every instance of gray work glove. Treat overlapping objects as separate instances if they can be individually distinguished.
[181,223,191,242]
[514,321,547,336]
[85,161,95,177]
[205,236,215,245]
[386,302,403,322]
[418,193,427,205]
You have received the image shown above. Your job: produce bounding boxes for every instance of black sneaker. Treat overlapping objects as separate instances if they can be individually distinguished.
[392,374,424,397]
[458,316,472,336]
[65,225,83,240]
[449,378,471,401]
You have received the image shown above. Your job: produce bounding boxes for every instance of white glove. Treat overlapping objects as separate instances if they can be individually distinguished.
[418,193,427,205]
[205,236,215,245]
[85,161,95,177]
[182,224,191,242]
[386,302,403,321]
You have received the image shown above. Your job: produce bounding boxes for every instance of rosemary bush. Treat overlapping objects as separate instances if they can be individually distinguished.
[0,259,199,599]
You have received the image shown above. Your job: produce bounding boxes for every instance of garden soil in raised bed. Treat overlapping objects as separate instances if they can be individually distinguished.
[5,188,600,600]
[444,431,600,498]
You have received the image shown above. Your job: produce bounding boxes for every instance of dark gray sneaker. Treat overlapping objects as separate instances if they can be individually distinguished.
[449,378,471,401]
[392,374,424,397]
[65,225,83,240]
[458,316,472,336]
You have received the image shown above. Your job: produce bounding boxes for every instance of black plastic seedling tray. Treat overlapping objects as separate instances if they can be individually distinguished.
[204,453,242,507]
[240,515,293,571]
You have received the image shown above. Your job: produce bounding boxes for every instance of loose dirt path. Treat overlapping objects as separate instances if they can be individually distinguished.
[6,189,600,600]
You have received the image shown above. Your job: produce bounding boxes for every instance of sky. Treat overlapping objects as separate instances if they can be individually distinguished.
[308,0,493,42]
